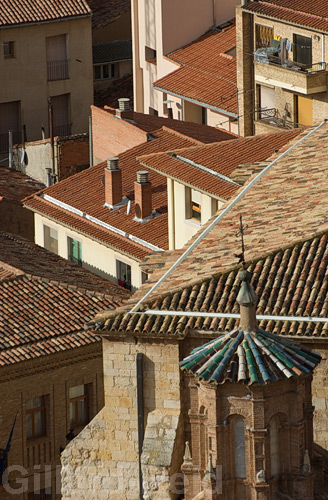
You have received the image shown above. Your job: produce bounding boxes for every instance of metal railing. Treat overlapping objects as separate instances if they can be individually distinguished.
[53,124,71,137]
[47,59,70,81]
[255,53,326,73]
[256,108,298,129]
[0,131,20,154]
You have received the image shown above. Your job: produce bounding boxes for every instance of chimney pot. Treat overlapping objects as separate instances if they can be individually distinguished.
[137,170,149,184]
[105,158,122,207]
[134,171,152,219]
[118,98,131,111]
[107,157,119,171]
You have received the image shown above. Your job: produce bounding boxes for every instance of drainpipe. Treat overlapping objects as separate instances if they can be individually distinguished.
[136,353,144,499]
[8,130,13,169]
[48,97,55,175]
[89,115,93,167]
[322,34,325,66]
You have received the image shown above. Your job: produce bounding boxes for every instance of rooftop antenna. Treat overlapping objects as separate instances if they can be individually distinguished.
[233,214,248,268]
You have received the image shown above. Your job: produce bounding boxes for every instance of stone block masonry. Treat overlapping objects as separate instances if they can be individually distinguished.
[61,338,184,500]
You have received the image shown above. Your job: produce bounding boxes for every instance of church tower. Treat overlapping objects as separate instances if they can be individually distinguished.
[180,269,322,500]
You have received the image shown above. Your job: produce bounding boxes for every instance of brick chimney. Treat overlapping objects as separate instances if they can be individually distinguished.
[115,98,133,120]
[134,171,152,220]
[105,157,122,207]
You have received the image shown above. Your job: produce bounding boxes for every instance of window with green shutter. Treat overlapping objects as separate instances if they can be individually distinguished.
[67,237,82,266]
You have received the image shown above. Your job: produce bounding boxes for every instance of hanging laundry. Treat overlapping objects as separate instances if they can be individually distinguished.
[286,39,292,51]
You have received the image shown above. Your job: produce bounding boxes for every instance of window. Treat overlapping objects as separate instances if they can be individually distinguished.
[201,107,207,125]
[141,271,148,284]
[148,107,158,116]
[185,187,202,223]
[0,101,20,154]
[46,34,69,81]
[145,46,157,63]
[94,63,118,80]
[116,260,131,290]
[3,41,15,58]
[293,34,312,66]
[67,237,82,265]
[69,385,89,427]
[255,24,273,49]
[50,93,71,137]
[43,225,58,254]
[233,417,246,478]
[26,396,46,439]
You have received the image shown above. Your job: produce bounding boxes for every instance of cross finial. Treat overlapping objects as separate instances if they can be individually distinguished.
[234,214,248,268]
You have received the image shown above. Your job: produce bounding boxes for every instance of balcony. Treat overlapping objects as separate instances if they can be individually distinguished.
[255,108,298,131]
[254,54,327,95]
[47,59,70,81]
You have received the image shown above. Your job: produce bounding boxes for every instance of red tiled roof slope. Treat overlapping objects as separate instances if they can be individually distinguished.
[97,232,328,337]
[0,167,44,203]
[24,128,202,259]
[0,0,90,26]
[139,129,302,198]
[0,232,131,297]
[93,122,328,337]
[243,1,328,33]
[0,232,130,366]
[87,0,130,29]
[103,106,237,141]
[153,24,237,115]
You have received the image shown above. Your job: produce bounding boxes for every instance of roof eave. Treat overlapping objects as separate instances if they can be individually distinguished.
[153,86,238,118]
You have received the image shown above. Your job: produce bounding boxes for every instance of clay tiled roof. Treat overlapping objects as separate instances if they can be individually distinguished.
[93,232,328,338]
[23,128,203,260]
[92,122,328,338]
[139,129,301,199]
[103,106,237,142]
[180,329,321,385]
[243,0,328,33]
[0,167,44,203]
[0,232,129,366]
[0,0,90,27]
[153,24,237,115]
[93,40,132,64]
[87,0,130,30]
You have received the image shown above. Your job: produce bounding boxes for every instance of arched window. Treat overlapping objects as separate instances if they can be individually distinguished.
[269,415,279,477]
[234,417,246,478]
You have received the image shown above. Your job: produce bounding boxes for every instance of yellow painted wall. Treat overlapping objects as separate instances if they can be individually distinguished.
[34,213,144,290]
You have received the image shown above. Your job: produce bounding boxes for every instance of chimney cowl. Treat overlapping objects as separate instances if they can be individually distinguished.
[118,98,131,111]
[137,171,149,184]
[107,157,119,171]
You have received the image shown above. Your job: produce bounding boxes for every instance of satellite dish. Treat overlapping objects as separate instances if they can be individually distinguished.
[126,199,131,215]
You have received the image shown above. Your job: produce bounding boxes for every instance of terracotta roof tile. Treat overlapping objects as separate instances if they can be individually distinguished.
[103,106,237,141]
[0,0,90,26]
[243,1,328,33]
[0,167,44,202]
[138,129,302,198]
[23,128,203,259]
[180,328,321,385]
[93,40,132,64]
[153,24,237,115]
[93,122,328,338]
[0,232,129,366]
[86,0,130,30]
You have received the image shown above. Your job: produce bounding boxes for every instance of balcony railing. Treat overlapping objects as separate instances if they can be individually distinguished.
[0,131,20,154]
[255,52,326,74]
[53,124,71,137]
[47,59,70,81]
[256,108,298,129]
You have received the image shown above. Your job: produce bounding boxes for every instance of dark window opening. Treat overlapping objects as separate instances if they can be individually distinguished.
[117,260,132,290]
[26,396,46,439]
[67,237,82,266]
[293,34,312,66]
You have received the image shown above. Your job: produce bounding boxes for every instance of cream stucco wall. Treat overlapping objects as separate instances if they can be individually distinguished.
[167,178,223,250]
[0,17,93,144]
[133,0,239,120]
[34,213,144,290]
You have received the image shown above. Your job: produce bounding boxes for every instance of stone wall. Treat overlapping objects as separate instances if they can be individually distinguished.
[61,337,183,500]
